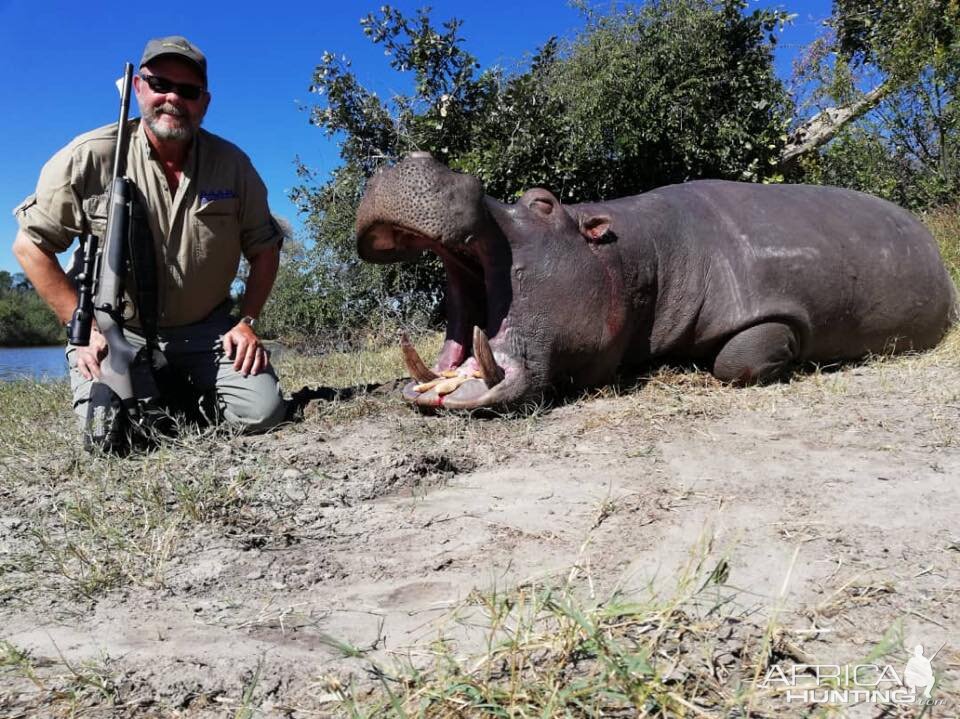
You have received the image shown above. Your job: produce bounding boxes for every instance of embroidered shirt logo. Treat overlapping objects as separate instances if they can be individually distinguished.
[199,189,238,205]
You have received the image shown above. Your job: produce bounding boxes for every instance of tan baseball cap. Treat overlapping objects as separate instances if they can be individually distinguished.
[140,35,207,84]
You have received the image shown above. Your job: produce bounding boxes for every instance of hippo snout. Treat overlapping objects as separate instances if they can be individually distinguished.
[356,155,486,263]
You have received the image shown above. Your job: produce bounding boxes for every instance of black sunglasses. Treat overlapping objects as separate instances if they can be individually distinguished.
[139,73,205,100]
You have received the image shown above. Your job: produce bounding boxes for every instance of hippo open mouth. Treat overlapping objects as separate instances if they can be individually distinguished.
[356,155,529,409]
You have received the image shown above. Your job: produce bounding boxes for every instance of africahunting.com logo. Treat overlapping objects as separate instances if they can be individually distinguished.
[761,643,947,706]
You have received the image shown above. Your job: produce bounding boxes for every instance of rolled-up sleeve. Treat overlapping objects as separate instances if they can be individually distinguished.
[13,145,85,253]
[239,161,282,260]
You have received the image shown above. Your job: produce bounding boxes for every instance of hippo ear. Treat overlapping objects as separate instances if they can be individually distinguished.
[579,215,615,244]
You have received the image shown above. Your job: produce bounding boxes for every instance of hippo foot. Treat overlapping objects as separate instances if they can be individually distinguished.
[713,322,799,384]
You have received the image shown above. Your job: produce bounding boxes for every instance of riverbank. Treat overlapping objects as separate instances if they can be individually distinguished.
[1,328,958,716]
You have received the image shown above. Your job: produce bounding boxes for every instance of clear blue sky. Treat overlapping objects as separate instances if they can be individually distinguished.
[0,0,831,276]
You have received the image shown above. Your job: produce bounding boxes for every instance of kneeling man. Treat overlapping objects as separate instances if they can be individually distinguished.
[12,36,286,443]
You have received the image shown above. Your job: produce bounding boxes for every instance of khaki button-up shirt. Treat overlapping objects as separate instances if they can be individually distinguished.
[14,119,281,327]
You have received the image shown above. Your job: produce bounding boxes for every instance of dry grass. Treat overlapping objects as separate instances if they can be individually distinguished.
[279,332,443,393]
[0,640,129,717]
[321,546,751,717]
[0,378,287,603]
[926,203,960,288]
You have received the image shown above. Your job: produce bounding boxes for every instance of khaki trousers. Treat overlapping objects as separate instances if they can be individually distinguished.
[66,305,286,433]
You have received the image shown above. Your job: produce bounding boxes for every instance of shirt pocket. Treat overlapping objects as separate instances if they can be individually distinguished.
[193,198,240,265]
[82,193,109,238]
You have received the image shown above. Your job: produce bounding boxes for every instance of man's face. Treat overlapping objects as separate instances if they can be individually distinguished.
[134,56,210,142]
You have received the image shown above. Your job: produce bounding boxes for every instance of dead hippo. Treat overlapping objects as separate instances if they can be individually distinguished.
[355,153,956,409]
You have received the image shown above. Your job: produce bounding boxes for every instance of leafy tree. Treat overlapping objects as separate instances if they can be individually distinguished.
[873,68,959,208]
[832,0,958,83]
[529,0,790,198]
[785,0,959,188]
[797,126,917,205]
[461,0,791,200]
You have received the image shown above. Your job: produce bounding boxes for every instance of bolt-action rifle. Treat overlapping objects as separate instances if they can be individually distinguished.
[67,63,164,451]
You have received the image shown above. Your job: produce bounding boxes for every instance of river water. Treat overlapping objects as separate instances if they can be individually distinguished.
[0,345,69,382]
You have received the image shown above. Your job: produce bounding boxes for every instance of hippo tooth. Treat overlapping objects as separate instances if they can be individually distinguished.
[414,377,446,393]
[473,326,505,387]
[434,375,471,395]
[400,334,439,383]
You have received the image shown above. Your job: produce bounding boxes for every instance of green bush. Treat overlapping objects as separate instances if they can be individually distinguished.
[0,271,62,346]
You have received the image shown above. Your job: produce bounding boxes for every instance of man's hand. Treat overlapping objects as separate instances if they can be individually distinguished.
[222,321,269,377]
[74,327,109,380]
[226,244,279,376]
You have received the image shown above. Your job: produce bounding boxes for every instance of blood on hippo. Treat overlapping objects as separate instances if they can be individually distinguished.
[355,153,957,410]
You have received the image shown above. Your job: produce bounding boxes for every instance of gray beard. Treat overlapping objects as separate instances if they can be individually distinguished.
[143,104,199,141]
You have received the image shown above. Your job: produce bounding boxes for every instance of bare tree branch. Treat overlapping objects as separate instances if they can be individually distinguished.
[779,83,892,167]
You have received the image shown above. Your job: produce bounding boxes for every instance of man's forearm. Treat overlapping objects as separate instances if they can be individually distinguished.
[12,230,77,324]
[238,244,280,320]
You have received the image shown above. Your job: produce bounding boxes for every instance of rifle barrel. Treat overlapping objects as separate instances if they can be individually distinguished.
[112,63,134,179]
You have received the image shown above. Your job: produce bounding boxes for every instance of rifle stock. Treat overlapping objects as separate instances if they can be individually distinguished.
[94,174,144,404]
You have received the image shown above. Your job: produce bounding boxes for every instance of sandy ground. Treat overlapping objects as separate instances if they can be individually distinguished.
[2,349,959,716]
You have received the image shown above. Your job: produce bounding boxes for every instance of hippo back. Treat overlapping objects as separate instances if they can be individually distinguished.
[618,180,955,362]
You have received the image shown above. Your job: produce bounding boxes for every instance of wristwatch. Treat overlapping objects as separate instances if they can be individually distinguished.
[239,315,257,328]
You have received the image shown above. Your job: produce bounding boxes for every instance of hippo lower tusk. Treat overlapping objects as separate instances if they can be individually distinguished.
[400,334,439,383]
[473,326,505,387]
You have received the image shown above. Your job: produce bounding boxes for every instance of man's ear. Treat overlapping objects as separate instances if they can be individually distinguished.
[579,215,615,243]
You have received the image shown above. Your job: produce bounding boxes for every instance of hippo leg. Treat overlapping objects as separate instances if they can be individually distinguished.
[712,322,798,384]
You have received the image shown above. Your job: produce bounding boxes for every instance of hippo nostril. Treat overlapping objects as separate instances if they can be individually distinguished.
[407,151,433,160]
